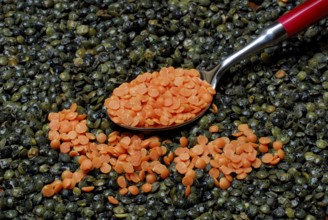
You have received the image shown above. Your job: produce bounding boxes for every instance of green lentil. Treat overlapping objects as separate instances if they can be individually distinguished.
[316,139,327,149]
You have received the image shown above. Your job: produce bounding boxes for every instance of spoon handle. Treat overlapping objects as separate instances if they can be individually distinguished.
[208,0,328,89]
[278,0,328,37]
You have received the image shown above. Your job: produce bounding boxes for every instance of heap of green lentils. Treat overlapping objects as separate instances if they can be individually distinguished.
[0,0,327,219]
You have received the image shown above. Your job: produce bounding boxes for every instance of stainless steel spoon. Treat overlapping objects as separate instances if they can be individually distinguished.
[109,0,328,132]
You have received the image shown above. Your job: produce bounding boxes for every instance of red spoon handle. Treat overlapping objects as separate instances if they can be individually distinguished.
[277,0,328,37]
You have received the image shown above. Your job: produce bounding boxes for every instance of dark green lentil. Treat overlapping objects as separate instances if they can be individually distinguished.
[0,0,327,219]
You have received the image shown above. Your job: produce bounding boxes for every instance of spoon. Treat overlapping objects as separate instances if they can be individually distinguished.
[109,0,328,132]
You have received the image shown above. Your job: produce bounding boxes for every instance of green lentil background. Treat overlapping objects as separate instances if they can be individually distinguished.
[0,0,327,219]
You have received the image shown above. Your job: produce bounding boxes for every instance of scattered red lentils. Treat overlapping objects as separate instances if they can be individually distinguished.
[42,104,284,203]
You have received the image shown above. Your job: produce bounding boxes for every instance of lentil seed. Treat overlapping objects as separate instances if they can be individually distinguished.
[0,1,327,219]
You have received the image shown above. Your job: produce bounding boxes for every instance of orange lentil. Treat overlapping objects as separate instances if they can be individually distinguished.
[209,103,218,113]
[62,178,74,189]
[179,136,189,147]
[237,124,249,132]
[246,133,257,143]
[270,156,281,165]
[141,183,152,193]
[179,152,190,161]
[52,180,63,194]
[159,166,170,179]
[80,159,93,171]
[104,67,215,128]
[81,186,95,192]
[209,125,219,133]
[60,142,71,153]
[194,157,207,169]
[176,162,188,174]
[119,187,129,195]
[208,168,220,179]
[117,175,127,188]
[236,172,247,180]
[182,175,194,186]
[252,158,262,168]
[75,121,88,134]
[259,137,271,145]
[219,177,231,190]
[197,135,208,145]
[128,185,139,195]
[92,157,103,169]
[276,149,285,159]
[258,144,269,153]
[175,147,190,156]
[72,171,86,183]
[107,196,119,205]
[50,139,61,150]
[42,184,55,197]
[261,153,274,163]
[61,170,73,179]
[191,144,204,156]
[146,173,157,184]
[100,162,112,174]
[272,140,283,150]
[232,131,244,137]
[275,69,286,79]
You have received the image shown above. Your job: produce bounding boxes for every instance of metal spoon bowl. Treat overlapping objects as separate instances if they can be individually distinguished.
[108,0,328,132]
